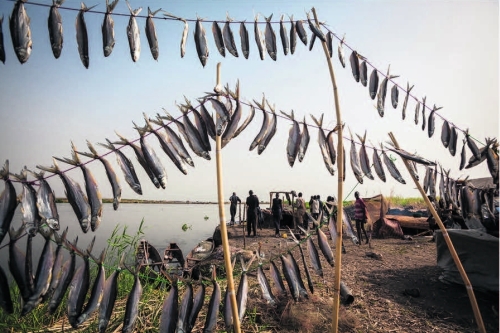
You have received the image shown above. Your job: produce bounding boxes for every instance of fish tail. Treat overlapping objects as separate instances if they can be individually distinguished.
[85,140,99,157]
[36,159,59,174]
[89,248,106,264]
[0,160,9,179]
[53,226,68,245]
[86,236,96,257]
[107,0,119,13]
[9,224,25,241]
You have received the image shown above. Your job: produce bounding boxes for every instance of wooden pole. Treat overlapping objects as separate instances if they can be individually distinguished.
[388,132,486,333]
[311,8,344,333]
[214,63,241,333]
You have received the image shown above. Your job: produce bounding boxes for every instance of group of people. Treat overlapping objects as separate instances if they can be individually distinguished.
[228,190,262,237]
[309,195,325,219]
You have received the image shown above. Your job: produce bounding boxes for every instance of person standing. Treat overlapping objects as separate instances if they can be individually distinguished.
[229,192,241,225]
[354,191,369,244]
[295,192,307,230]
[311,195,320,220]
[272,193,283,237]
[246,190,259,237]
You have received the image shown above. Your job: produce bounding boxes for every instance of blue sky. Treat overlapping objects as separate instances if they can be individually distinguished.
[0,0,498,202]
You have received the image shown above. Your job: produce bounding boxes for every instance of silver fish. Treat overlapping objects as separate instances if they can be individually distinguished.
[356,131,374,180]
[177,281,192,333]
[359,60,368,86]
[44,228,67,303]
[421,96,427,131]
[308,32,316,51]
[337,38,345,68]
[441,120,450,148]
[371,142,386,182]
[48,237,77,315]
[414,102,420,125]
[203,266,221,333]
[254,14,265,60]
[342,210,359,245]
[311,114,335,175]
[326,31,333,58]
[114,131,160,188]
[144,115,188,175]
[232,104,255,140]
[10,0,32,64]
[194,17,209,67]
[264,14,277,61]
[349,51,360,82]
[197,99,216,140]
[37,159,91,233]
[173,106,211,160]
[423,167,431,194]
[295,19,307,45]
[98,262,122,333]
[286,250,310,296]
[429,167,437,198]
[257,264,275,305]
[11,168,40,235]
[126,1,142,62]
[348,128,364,184]
[102,0,119,57]
[159,277,178,333]
[306,11,326,42]
[326,128,337,168]
[269,260,286,295]
[151,115,195,167]
[8,225,30,303]
[279,254,300,301]
[464,140,490,169]
[258,100,277,155]
[48,0,64,59]
[448,126,458,156]
[122,272,143,333]
[76,141,122,210]
[368,69,379,100]
[391,84,399,109]
[184,99,211,152]
[385,145,436,166]
[240,22,250,59]
[380,144,406,184]
[206,98,230,135]
[402,82,414,120]
[212,21,225,57]
[77,249,106,326]
[236,256,253,322]
[306,233,323,277]
[298,116,310,163]
[133,124,168,189]
[221,85,243,148]
[465,128,481,160]
[317,227,334,266]
[0,15,5,64]
[25,233,34,297]
[289,15,297,54]
[281,110,301,167]
[180,19,189,58]
[0,264,13,314]
[98,139,142,195]
[279,14,289,55]
[223,14,238,57]
[377,65,399,117]
[428,104,442,138]
[55,142,103,231]
[21,229,54,316]
[145,7,161,60]
[188,282,205,333]
[161,111,205,160]
[75,3,95,68]
[250,97,271,151]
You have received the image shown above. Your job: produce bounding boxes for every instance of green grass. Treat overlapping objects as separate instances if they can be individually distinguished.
[386,196,426,208]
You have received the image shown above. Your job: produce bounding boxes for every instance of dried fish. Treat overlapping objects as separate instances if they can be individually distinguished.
[380,144,406,184]
[239,21,249,59]
[0,16,5,64]
[10,0,32,64]
[391,84,398,109]
[349,51,360,82]
[348,128,364,184]
[289,15,297,54]
[281,110,301,167]
[310,114,335,175]
[428,104,442,138]
[326,31,333,58]
[441,120,450,148]
[75,3,95,68]
[48,0,65,59]
[448,125,458,156]
[264,14,277,61]
[223,14,238,57]
[254,14,265,60]
[359,60,368,86]
[295,19,307,45]
[337,37,345,68]
[194,17,209,67]
[306,11,326,42]
[465,128,481,160]
[298,116,310,163]
[212,21,225,57]
[371,141,386,182]
[279,14,289,55]
[145,7,161,60]
[402,82,414,120]
[368,69,379,100]
[357,131,374,180]
[376,65,399,117]
[460,139,467,171]
[125,1,142,62]
[421,96,427,131]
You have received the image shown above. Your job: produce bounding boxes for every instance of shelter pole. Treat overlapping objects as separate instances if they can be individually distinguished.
[214,62,241,333]
[311,8,344,333]
[388,132,486,333]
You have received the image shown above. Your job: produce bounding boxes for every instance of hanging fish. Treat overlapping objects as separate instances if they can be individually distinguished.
[326,128,337,168]
[269,260,286,295]
[203,266,221,333]
[44,228,67,303]
[385,145,436,166]
[177,281,193,333]
[370,141,386,182]
[464,128,481,160]
[194,17,209,67]
[223,14,238,57]
[48,236,77,315]
[289,15,297,54]
[306,11,326,42]
[349,51,360,82]
[122,269,143,333]
[159,276,178,333]
[10,168,40,236]
[188,282,205,333]
[75,141,122,210]
[75,3,95,68]
[37,159,91,233]
[464,138,495,169]
[55,143,103,231]
[236,255,254,322]
[448,125,458,156]
[317,227,334,266]
[414,102,420,125]
[428,104,442,138]
[264,14,277,61]
[101,0,118,57]
[421,96,427,131]
[441,120,450,148]
[258,100,277,155]
[279,254,300,301]
[0,263,13,315]
[368,69,379,100]
[126,1,142,62]
[380,144,406,184]
[326,31,333,58]
[359,60,368,86]
[28,169,59,230]
[308,32,316,51]
[357,131,374,180]
[348,128,364,184]
[254,14,265,60]
[98,256,123,333]
[459,139,467,171]
[257,264,276,305]
[205,97,230,136]
[281,110,301,167]
[391,84,398,109]
[9,0,32,64]
[133,124,168,189]
[288,232,314,293]
[8,225,30,304]
[423,167,431,194]
[48,0,64,59]
[310,114,335,175]
[145,7,161,60]
[184,98,211,152]
[212,21,225,57]
[337,36,346,68]
[221,83,243,148]
[295,19,307,45]
[98,139,142,195]
[0,15,5,64]
[298,116,310,163]
[179,19,189,58]
[401,82,414,120]
[376,65,399,117]
[239,21,249,59]
[279,14,289,55]
[250,95,270,151]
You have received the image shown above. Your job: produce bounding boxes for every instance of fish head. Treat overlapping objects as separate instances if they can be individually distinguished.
[91,216,101,232]
[80,218,90,233]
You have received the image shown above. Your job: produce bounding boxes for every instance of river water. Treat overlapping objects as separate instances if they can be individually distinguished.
[0,203,244,274]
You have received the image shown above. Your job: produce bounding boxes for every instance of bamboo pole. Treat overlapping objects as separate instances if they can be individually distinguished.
[214,63,241,333]
[388,132,486,333]
[311,8,344,333]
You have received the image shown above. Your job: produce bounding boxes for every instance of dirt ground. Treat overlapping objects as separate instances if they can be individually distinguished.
[220,221,499,333]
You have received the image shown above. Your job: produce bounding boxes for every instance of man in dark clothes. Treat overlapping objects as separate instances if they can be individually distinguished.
[272,193,283,237]
[229,192,241,225]
[246,190,259,237]
[354,191,369,244]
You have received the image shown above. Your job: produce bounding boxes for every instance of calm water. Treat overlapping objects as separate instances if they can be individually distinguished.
[0,203,240,274]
